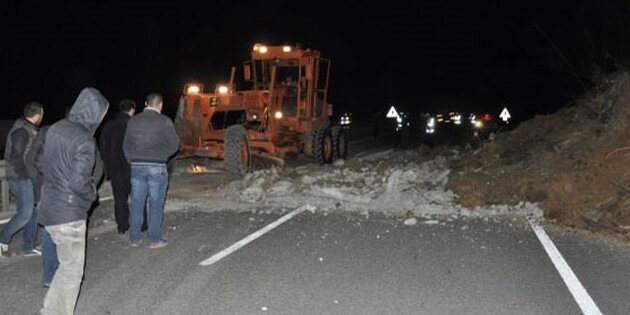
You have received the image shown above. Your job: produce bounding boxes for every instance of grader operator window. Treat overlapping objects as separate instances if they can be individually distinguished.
[210,110,246,130]
[252,59,300,89]
[276,66,299,86]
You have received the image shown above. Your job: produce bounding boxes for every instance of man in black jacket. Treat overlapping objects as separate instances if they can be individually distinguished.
[38,87,108,315]
[123,93,179,249]
[99,99,137,234]
[0,101,43,258]
[27,125,59,287]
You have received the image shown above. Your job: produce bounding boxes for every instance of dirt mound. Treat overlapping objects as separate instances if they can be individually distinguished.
[448,72,630,238]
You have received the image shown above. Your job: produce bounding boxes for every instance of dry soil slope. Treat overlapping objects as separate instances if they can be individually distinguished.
[448,72,630,238]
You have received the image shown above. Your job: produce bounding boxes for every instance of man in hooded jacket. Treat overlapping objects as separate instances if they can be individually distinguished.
[38,87,108,315]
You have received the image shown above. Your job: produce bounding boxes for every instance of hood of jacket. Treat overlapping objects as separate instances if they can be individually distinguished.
[68,87,109,134]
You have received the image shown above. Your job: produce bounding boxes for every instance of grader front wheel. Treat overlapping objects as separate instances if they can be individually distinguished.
[312,126,333,164]
[223,125,251,181]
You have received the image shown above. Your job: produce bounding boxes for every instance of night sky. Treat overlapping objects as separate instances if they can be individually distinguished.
[1,1,629,125]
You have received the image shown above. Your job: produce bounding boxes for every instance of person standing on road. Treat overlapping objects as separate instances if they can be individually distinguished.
[27,125,60,287]
[0,101,44,258]
[99,99,140,234]
[123,93,179,249]
[38,87,108,315]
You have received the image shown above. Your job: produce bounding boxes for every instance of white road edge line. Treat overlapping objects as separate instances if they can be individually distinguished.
[528,218,603,315]
[199,204,315,266]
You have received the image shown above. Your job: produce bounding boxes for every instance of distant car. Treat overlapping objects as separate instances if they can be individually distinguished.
[469,113,499,140]
[419,111,501,144]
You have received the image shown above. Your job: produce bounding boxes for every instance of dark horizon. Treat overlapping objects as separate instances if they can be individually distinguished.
[1,1,629,125]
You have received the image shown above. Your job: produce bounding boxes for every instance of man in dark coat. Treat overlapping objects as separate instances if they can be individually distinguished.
[0,101,44,258]
[99,99,137,234]
[38,87,108,315]
[27,125,60,287]
[123,93,179,249]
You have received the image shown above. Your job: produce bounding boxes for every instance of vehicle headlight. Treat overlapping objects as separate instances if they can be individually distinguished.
[453,114,462,125]
[473,120,483,129]
[186,85,200,94]
[340,115,351,125]
[218,85,229,94]
[274,111,283,119]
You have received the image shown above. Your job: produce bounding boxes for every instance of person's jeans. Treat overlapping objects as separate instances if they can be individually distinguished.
[41,226,59,286]
[129,164,168,244]
[41,220,86,315]
[0,178,37,252]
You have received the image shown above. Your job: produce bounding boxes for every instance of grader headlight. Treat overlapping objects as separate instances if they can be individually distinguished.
[185,84,202,94]
[253,43,269,53]
[217,85,229,94]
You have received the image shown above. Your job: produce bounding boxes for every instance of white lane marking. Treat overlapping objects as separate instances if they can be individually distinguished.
[199,204,315,266]
[528,218,603,315]
[0,218,9,225]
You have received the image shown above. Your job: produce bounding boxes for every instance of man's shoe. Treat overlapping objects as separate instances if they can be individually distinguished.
[117,226,129,234]
[0,243,9,258]
[130,240,142,248]
[21,248,42,257]
[147,240,167,249]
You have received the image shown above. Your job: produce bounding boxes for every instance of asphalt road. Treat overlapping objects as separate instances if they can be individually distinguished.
[1,124,629,314]
[1,209,629,315]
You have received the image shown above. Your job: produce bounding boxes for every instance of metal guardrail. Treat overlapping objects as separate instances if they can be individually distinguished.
[0,160,10,212]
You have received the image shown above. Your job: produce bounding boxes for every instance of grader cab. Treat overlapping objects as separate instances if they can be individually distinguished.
[175,43,347,180]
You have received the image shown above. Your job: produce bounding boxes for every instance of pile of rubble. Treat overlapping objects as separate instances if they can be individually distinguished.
[448,72,630,238]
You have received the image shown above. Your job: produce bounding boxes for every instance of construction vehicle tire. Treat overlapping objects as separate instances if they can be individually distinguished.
[332,126,348,160]
[224,125,251,180]
[312,126,333,164]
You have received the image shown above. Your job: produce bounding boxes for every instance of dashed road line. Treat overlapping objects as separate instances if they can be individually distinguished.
[199,204,315,266]
[99,196,114,202]
[528,218,603,315]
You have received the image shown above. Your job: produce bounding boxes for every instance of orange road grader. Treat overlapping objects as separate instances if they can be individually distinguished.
[174,43,348,180]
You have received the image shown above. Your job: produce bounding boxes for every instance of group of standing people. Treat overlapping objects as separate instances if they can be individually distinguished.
[0,88,179,315]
